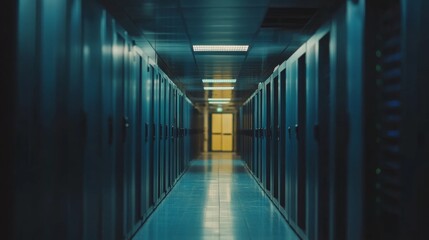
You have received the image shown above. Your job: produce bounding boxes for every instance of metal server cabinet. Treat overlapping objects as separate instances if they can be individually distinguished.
[269,75,274,196]
[112,31,128,240]
[190,102,194,161]
[133,53,143,232]
[363,1,419,239]
[241,105,246,162]
[159,76,165,197]
[302,26,331,240]
[183,96,187,168]
[257,87,263,182]
[249,99,253,169]
[366,1,429,239]
[238,107,243,158]
[264,79,271,192]
[182,99,187,166]
[137,54,150,221]
[316,32,331,240]
[305,42,317,240]
[80,3,101,238]
[176,88,181,180]
[169,84,176,188]
[164,81,171,191]
[172,87,178,181]
[181,94,186,171]
[240,106,244,162]
[287,57,298,227]
[251,96,254,172]
[244,102,248,165]
[240,105,245,163]
[142,62,153,216]
[100,11,117,240]
[169,84,175,187]
[183,100,187,166]
[168,83,174,186]
[178,93,184,173]
[184,98,188,166]
[285,47,300,227]
[297,53,307,233]
[125,41,139,237]
[184,101,188,164]
[83,6,104,238]
[185,99,191,165]
[247,100,251,168]
[278,66,287,210]
[256,90,261,180]
[133,54,143,227]
[187,100,192,163]
[246,104,249,163]
[249,97,253,171]
[287,45,308,237]
[153,71,160,202]
[174,89,179,179]
[271,71,280,201]
[253,94,258,177]
[244,104,247,163]
[241,107,244,157]
[85,4,119,238]
[243,105,246,163]
[148,66,156,207]
[176,87,180,179]
[176,92,181,174]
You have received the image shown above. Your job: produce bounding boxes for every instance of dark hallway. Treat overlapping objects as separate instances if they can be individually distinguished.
[2,0,429,240]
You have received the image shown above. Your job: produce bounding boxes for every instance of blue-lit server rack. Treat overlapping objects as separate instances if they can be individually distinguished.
[238,1,429,240]
[8,1,204,239]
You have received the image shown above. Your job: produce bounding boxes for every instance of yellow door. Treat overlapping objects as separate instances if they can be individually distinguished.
[211,114,222,151]
[211,113,233,151]
[222,114,233,151]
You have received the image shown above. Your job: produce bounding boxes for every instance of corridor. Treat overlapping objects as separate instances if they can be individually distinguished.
[3,0,429,239]
[133,153,298,240]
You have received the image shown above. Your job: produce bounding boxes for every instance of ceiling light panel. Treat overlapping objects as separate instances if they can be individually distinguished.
[193,45,249,52]
[204,86,234,90]
[209,102,230,105]
[202,79,236,83]
[208,98,231,101]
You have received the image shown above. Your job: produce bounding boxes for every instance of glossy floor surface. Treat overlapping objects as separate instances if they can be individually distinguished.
[132,152,299,240]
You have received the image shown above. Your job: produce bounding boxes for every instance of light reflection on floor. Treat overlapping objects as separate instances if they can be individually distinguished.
[132,152,299,240]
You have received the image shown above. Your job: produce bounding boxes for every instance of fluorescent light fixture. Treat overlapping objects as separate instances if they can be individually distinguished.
[202,79,236,83]
[208,98,231,101]
[209,102,230,105]
[217,107,223,112]
[193,45,249,52]
[204,86,234,90]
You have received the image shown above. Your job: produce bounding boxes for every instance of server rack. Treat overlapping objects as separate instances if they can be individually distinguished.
[279,66,287,210]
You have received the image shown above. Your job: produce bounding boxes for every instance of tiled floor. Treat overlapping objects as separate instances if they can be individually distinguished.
[132,152,299,240]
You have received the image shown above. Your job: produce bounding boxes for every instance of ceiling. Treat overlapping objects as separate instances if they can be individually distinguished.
[102,0,336,110]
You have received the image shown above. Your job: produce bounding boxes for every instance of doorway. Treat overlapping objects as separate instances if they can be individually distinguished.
[211,113,233,152]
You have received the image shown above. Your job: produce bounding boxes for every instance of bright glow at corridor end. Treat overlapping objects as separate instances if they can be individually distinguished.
[193,45,249,52]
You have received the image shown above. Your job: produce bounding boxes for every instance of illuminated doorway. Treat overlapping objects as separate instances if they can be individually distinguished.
[211,113,233,151]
